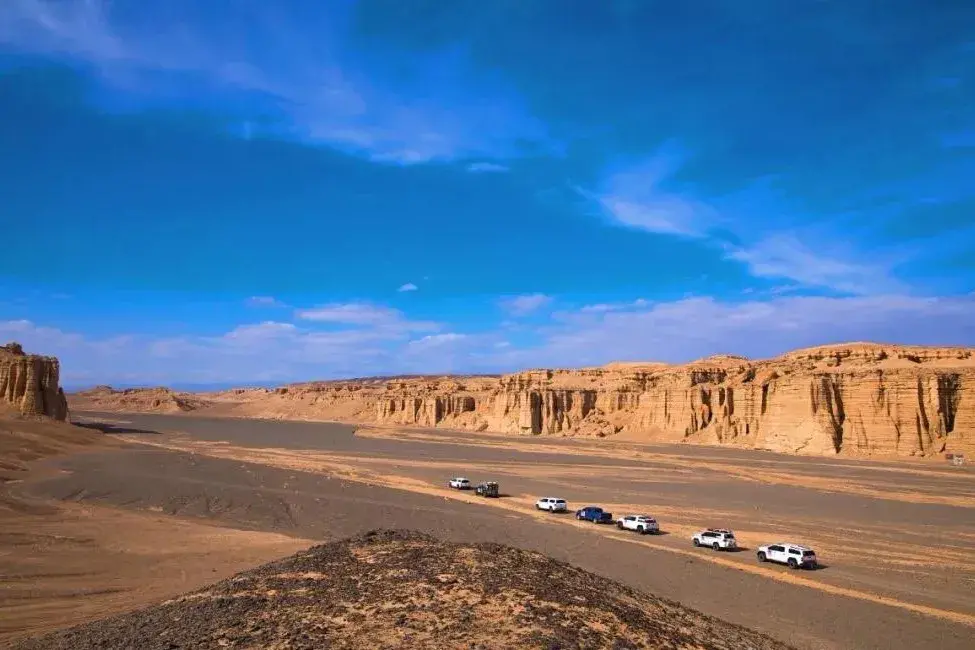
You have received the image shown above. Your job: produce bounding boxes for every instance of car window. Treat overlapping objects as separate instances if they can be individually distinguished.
[802,550,815,557]
[789,549,800,555]
[769,545,784,552]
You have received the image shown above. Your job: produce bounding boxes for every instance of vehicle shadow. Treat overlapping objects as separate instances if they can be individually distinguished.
[73,421,162,436]
[614,527,671,536]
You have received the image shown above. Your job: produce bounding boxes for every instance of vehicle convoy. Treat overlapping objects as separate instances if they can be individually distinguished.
[576,506,614,523]
[535,497,568,512]
[448,477,472,490]
[474,481,499,497]
[692,528,737,550]
[617,515,659,534]
[757,543,818,569]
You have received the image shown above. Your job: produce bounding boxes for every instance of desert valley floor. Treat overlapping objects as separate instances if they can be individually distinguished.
[2,411,974,650]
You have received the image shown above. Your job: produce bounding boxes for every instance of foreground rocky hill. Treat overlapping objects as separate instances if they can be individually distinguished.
[15,529,792,650]
[0,343,67,420]
[70,343,975,457]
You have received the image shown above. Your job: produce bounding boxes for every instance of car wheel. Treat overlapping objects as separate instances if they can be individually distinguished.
[787,558,799,569]
[757,551,767,563]
[617,521,624,529]
[712,542,721,551]
[693,538,700,547]
[637,526,645,534]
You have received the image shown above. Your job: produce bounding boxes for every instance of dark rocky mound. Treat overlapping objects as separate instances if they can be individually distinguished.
[16,530,793,650]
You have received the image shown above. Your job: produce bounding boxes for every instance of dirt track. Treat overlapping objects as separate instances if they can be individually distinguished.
[5,411,975,650]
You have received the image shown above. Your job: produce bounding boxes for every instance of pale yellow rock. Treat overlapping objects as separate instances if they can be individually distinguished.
[68,342,975,458]
[0,342,68,420]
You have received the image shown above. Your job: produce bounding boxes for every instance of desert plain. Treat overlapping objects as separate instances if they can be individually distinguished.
[1,408,972,649]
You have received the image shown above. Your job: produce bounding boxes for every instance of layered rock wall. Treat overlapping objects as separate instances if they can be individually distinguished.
[364,345,975,457]
[68,343,975,457]
[0,342,68,420]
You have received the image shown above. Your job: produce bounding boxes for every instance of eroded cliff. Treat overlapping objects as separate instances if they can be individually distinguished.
[0,342,68,420]
[68,343,975,457]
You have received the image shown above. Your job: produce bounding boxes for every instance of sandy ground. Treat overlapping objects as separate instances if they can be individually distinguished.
[0,416,310,645]
[3,410,974,649]
[0,495,308,644]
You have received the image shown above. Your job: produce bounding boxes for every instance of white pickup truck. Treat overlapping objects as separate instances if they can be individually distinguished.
[616,515,659,534]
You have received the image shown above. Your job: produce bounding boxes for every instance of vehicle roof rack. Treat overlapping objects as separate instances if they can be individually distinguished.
[705,528,733,533]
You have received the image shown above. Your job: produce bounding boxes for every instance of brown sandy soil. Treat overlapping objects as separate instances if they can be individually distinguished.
[0,417,308,644]
[0,415,113,483]
[0,496,308,644]
[14,529,793,650]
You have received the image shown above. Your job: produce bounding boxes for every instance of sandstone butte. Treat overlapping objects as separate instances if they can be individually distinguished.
[0,342,68,420]
[69,342,975,458]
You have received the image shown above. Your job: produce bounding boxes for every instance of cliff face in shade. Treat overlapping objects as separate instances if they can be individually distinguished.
[0,343,68,420]
[69,343,975,457]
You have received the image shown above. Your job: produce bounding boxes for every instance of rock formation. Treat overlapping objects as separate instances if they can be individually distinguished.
[15,529,793,650]
[0,342,68,420]
[68,343,975,457]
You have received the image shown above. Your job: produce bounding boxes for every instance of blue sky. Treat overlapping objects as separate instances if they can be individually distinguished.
[1,0,973,387]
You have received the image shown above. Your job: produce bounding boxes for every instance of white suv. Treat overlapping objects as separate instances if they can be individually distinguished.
[757,543,818,569]
[692,528,737,551]
[535,497,568,512]
[448,477,472,490]
[617,515,659,534]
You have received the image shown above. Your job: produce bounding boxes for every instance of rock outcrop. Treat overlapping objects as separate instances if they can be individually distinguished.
[68,343,975,457]
[70,385,204,414]
[0,343,68,420]
[15,529,793,650]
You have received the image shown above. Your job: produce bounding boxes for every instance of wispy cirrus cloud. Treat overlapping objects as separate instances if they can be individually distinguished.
[397,283,418,292]
[499,293,552,316]
[466,162,509,173]
[246,296,286,308]
[0,0,551,165]
[586,143,717,237]
[295,302,438,332]
[582,144,906,295]
[724,235,902,295]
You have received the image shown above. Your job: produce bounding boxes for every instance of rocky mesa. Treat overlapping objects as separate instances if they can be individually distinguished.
[70,342,975,457]
[0,342,68,420]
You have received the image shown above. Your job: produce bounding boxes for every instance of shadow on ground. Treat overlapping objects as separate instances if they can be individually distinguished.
[73,422,162,436]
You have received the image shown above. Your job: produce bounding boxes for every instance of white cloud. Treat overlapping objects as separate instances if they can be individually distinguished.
[587,150,901,294]
[0,0,551,165]
[246,296,285,308]
[467,162,509,173]
[528,295,975,366]
[4,293,974,386]
[295,302,438,332]
[397,283,418,292]
[725,235,900,295]
[406,332,468,351]
[500,293,553,316]
[587,144,717,237]
[579,299,649,313]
